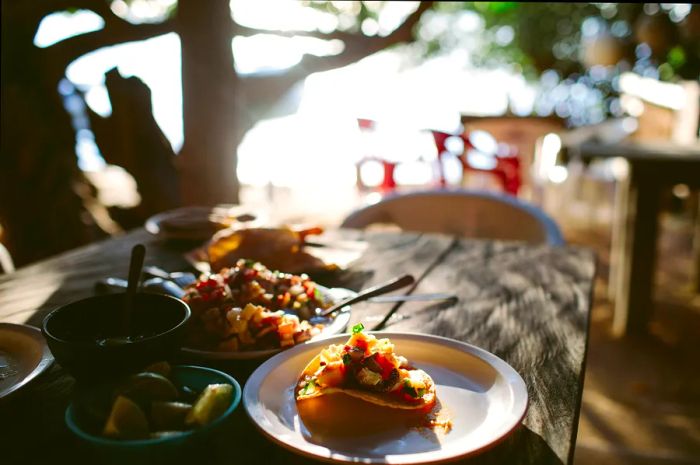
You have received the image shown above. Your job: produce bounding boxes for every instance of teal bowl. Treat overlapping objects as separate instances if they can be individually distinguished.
[65,365,241,465]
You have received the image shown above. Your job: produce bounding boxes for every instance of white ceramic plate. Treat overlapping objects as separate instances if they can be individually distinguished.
[180,287,355,360]
[145,205,260,241]
[0,323,54,400]
[243,332,528,464]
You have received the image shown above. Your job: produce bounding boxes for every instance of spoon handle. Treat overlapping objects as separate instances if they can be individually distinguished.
[123,244,146,335]
[320,274,415,317]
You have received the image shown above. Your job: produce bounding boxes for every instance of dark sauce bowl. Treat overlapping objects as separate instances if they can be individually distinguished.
[42,293,191,380]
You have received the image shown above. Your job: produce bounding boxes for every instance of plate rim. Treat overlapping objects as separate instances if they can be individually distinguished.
[243,331,529,464]
[144,204,258,239]
[180,286,356,360]
[0,323,54,401]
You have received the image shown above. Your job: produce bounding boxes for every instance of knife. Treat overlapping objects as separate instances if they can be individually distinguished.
[367,293,457,303]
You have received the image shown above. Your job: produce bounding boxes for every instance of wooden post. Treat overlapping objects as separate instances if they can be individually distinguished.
[612,165,660,336]
[693,198,700,292]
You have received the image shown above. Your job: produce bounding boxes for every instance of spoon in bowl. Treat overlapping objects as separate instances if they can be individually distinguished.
[123,244,146,336]
[97,244,146,347]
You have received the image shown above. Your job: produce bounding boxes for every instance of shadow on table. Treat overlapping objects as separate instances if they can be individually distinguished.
[312,268,375,291]
[262,423,563,465]
[458,424,564,465]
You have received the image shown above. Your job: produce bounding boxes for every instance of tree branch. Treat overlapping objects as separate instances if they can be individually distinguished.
[233,1,433,52]
[45,18,176,73]
[232,23,367,42]
[242,1,433,82]
[12,0,111,24]
[38,0,177,74]
[236,1,433,123]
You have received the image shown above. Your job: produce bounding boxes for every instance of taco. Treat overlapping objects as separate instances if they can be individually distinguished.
[296,324,436,410]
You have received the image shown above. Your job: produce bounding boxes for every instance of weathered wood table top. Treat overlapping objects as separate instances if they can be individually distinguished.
[0,228,595,465]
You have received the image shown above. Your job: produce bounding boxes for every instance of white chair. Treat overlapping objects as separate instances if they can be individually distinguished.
[0,242,14,273]
[342,189,564,245]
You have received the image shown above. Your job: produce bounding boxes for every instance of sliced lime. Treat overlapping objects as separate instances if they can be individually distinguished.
[117,372,179,404]
[185,383,233,427]
[150,401,192,431]
[102,395,149,440]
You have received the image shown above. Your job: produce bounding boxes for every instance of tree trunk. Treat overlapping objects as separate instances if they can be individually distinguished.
[0,1,104,266]
[89,68,181,228]
[178,0,241,205]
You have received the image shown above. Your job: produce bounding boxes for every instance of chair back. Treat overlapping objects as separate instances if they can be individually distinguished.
[341,189,564,245]
[0,242,15,273]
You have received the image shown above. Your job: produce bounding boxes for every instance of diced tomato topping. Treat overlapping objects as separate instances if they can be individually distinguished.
[196,278,218,290]
[182,260,330,353]
[261,316,280,326]
[353,338,368,352]
[305,286,315,298]
[372,353,395,379]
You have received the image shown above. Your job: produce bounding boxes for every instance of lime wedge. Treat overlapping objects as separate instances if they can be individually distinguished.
[118,372,179,404]
[102,395,149,439]
[150,401,192,431]
[185,384,233,427]
[142,361,172,378]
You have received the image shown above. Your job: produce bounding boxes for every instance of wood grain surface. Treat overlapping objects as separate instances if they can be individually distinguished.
[0,228,595,465]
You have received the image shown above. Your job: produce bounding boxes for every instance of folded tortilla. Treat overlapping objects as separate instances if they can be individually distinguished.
[296,334,436,410]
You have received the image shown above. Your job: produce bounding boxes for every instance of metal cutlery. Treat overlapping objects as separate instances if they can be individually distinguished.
[319,274,415,317]
[367,293,457,303]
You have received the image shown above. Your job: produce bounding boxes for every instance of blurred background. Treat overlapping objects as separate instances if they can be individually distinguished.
[1,2,699,463]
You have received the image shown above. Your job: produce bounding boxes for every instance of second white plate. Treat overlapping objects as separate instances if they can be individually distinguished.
[243,332,528,464]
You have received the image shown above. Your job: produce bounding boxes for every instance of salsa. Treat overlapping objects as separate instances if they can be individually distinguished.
[182,259,332,352]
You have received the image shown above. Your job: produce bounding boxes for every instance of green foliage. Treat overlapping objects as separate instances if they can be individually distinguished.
[413,3,699,124]
[292,1,698,86]
[667,46,686,70]
[428,2,697,82]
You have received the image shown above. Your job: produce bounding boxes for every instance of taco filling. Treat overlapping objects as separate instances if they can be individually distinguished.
[296,324,436,410]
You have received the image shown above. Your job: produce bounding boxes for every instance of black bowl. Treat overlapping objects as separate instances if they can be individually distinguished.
[42,293,191,380]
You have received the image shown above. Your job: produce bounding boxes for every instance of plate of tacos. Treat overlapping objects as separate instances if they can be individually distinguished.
[243,326,528,464]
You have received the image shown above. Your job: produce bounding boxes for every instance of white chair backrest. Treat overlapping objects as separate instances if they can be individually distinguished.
[0,242,14,273]
[342,189,564,245]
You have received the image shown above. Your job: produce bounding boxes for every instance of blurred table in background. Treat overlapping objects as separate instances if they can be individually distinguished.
[577,141,700,336]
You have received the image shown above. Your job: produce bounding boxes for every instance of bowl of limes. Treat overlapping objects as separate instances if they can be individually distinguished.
[65,363,241,464]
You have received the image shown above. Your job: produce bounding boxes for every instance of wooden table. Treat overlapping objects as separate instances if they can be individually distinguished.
[0,228,595,465]
[576,141,700,336]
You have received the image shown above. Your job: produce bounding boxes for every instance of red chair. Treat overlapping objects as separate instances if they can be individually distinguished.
[430,130,522,196]
[355,118,398,193]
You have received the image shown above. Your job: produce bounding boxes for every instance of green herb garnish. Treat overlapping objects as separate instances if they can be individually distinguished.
[402,378,424,398]
[351,323,364,334]
[342,353,352,365]
[301,379,316,395]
